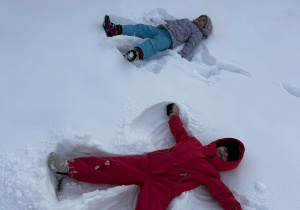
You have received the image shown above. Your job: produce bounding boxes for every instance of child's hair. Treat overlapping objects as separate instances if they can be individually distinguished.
[202,15,213,34]
[216,140,240,161]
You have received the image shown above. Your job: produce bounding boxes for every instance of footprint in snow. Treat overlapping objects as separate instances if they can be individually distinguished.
[189,43,251,79]
[281,82,300,99]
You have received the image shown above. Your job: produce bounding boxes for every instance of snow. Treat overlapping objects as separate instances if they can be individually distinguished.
[0,0,300,209]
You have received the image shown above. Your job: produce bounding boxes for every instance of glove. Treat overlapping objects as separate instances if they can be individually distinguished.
[166,103,179,117]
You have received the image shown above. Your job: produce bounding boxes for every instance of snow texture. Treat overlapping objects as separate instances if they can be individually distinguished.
[0,0,300,209]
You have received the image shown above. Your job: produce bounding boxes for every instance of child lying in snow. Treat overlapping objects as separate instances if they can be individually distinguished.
[48,103,244,210]
[103,14,213,61]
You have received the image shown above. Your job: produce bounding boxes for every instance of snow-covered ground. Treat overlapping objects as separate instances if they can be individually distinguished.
[1,0,300,209]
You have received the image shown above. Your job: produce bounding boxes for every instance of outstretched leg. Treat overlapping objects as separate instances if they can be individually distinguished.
[122,24,172,59]
[122,24,161,39]
[68,156,148,185]
[49,153,174,209]
[136,31,172,59]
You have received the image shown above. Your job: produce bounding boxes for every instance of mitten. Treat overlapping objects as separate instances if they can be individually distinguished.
[166,103,179,117]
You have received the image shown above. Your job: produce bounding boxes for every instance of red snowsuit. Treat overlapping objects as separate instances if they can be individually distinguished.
[69,116,245,210]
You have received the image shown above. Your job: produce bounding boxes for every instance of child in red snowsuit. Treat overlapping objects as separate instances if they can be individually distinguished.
[48,103,245,210]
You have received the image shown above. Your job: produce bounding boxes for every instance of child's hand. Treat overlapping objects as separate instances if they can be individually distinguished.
[178,51,185,58]
[166,103,179,117]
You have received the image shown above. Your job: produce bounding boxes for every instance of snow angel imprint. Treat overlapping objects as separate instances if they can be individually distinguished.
[48,103,244,210]
[103,14,213,61]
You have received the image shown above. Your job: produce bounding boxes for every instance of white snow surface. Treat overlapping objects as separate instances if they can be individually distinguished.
[1,0,300,209]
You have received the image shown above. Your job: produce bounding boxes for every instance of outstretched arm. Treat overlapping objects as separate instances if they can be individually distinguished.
[167,103,189,143]
[180,32,203,58]
[205,177,242,210]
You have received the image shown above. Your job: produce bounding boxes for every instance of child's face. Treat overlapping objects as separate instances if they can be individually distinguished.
[194,15,207,28]
[217,146,229,161]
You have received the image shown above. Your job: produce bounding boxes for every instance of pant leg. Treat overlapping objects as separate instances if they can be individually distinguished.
[137,28,172,59]
[68,156,147,185]
[122,24,172,59]
[69,155,174,209]
[122,24,161,39]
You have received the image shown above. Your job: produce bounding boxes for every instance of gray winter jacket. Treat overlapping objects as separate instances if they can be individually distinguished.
[158,19,209,58]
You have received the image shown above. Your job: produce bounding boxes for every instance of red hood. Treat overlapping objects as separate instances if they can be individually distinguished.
[204,138,245,171]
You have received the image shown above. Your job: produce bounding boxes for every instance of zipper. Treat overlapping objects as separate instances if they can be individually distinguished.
[152,148,173,155]
[176,173,191,186]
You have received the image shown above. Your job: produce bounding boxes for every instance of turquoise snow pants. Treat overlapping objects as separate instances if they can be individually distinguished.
[122,24,172,59]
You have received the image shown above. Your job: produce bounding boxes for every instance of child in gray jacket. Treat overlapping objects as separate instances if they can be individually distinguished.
[103,15,213,62]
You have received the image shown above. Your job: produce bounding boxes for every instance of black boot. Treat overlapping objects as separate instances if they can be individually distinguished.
[124,47,143,62]
[103,15,122,37]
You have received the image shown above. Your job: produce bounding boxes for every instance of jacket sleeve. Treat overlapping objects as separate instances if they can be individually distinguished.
[168,116,189,143]
[181,31,203,57]
[205,177,242,210]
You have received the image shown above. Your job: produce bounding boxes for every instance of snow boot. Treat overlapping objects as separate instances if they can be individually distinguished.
[103,15,122,37]
[48,152,69,180]
[124,47,143,62]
